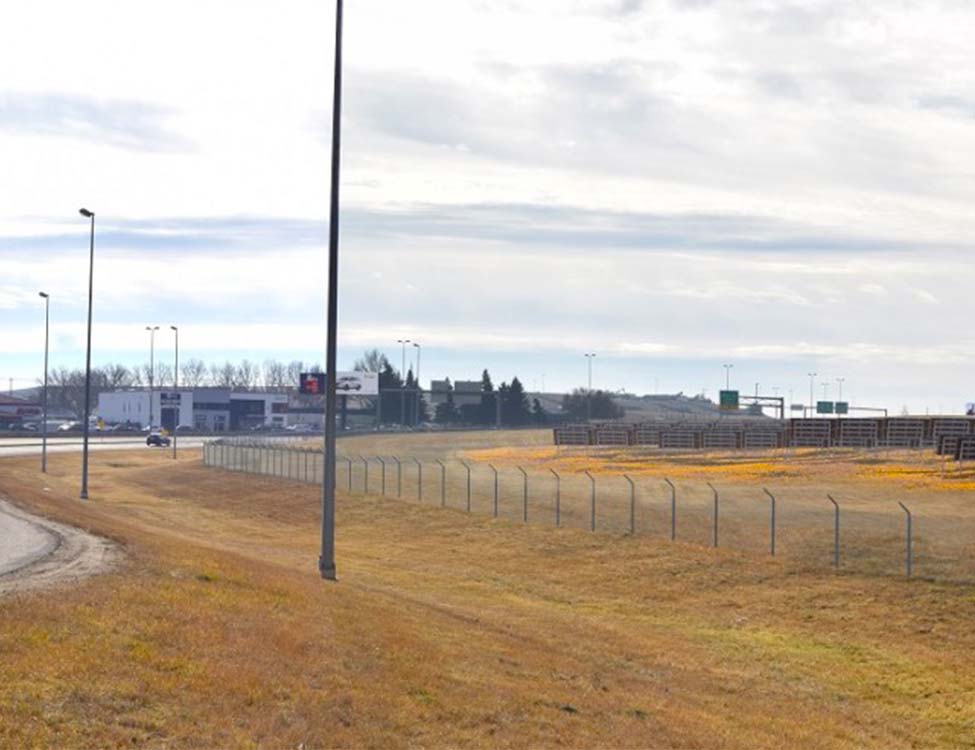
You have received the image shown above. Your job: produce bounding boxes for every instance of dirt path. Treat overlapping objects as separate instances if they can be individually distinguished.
[0,498,120,597]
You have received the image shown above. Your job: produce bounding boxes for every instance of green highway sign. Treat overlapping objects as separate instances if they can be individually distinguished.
[835,401,849,415]
[817,401,835,415]
[719,390,740,411]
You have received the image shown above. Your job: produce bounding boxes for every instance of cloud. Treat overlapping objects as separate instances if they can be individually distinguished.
[0,93,192,152]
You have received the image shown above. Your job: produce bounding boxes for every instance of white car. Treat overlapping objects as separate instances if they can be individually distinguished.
[336,376,362,392]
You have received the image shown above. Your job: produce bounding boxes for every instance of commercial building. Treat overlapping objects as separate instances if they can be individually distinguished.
[0,394,42,428]
[96,389,288,432]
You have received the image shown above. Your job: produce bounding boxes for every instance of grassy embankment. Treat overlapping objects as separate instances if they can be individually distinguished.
[1,443,975,748]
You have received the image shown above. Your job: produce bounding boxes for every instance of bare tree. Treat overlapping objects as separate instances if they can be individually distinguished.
[234,359,258,390]
[152,362,173,388]
[263,359,288,391]
[211,362,236,388]
[286,360,304,389]
[102,363,136,388]
[180,358,207,387]
[354,348,389,373]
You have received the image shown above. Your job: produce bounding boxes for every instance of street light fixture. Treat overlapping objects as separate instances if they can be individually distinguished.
[171,325,179,459]
[146,326,160,429]
[39,292,49,473]
[79,208,95,501]
[319,0,344,582]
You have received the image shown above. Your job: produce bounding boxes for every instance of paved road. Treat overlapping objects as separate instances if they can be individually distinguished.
[0,436,210,457]
[0,504,59,576]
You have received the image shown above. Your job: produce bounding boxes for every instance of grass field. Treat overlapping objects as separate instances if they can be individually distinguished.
[2,437,975,748]
[283,430,975,581]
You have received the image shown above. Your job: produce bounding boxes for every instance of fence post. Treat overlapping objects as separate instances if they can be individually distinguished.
[624,475,635,535]
[489,464,499,518]
[346,455,352,492]
[898,501,913,579]
[584,470,596,532]
[549,468,561,527]
[518,466,528,523]
[460,460,471,512]
[827,494,840,569]
[393,456,403,497]
[435,459,446,507]
[664,478,676,541]
[412,457,422,501]
[763,488,776,556]
[360,455,369,493]
[377,457,387,495]
[707,482,719,548]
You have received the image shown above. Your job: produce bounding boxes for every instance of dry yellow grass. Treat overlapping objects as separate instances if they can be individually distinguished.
[2,446,975,748]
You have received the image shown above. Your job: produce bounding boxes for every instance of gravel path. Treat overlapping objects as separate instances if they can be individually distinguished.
[0,498,120,597]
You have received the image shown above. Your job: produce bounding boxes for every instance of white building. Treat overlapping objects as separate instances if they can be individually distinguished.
[96,389,287,431]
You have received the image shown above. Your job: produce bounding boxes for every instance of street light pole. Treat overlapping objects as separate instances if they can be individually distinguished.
[413,341,421,426]
[807,372,817,418]
[319,0,343,582]
[397,338,410,426]
[39,292,49,473]
[79,208,95,501]
[584,353,596,422]
[723,363,733,390]
[146,326,159,429]
[171,325,179,459]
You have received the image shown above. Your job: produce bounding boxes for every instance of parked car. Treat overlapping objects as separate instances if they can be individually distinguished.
[146,432,171,447]
[57,421,81,432]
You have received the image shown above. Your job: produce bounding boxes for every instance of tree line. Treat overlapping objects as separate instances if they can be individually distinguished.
[35,350,624,425]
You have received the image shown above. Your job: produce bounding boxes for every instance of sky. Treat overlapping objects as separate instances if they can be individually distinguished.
[2,0,973,413]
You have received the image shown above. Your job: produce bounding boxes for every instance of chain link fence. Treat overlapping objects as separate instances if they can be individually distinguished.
[202,438,975,583]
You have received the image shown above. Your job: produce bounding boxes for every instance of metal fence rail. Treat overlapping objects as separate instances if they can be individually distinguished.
[202,439,975,583]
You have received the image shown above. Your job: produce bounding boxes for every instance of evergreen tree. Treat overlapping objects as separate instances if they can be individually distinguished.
[531,397,547,424]
[561,388,625,421]
[435,388,459,424]
[504,376,532,426]
[379,362,403,423]
[479,369,496,426]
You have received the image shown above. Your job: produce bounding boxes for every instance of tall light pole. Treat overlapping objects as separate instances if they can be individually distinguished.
[319,0,343,582]
[723,363,734,390]
[171,325,179,459]
[807,372,817,418]
[584,353,596,422]
[397,338,410,426]
[412,341,421,426]
[146,326,160,429]
[39,292,50,473]
[836,377,845,402]
[821,382,829,400]
[79,208,95,501]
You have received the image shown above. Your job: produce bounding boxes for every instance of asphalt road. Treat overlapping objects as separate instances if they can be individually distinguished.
[0,436,210,457]
[0,503,59,576]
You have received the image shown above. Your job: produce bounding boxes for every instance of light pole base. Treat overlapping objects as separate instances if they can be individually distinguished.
[318,559,337,581]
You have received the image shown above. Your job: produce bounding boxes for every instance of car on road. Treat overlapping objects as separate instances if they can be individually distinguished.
[146,432,171,447]
[57,421,81,432]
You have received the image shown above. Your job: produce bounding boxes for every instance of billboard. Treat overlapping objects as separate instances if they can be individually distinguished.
[300,372,379,396]
[817,401,835,415]
[719,390,740,411]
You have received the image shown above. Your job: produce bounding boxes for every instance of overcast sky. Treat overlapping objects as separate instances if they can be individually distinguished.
[2,0,973,412]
